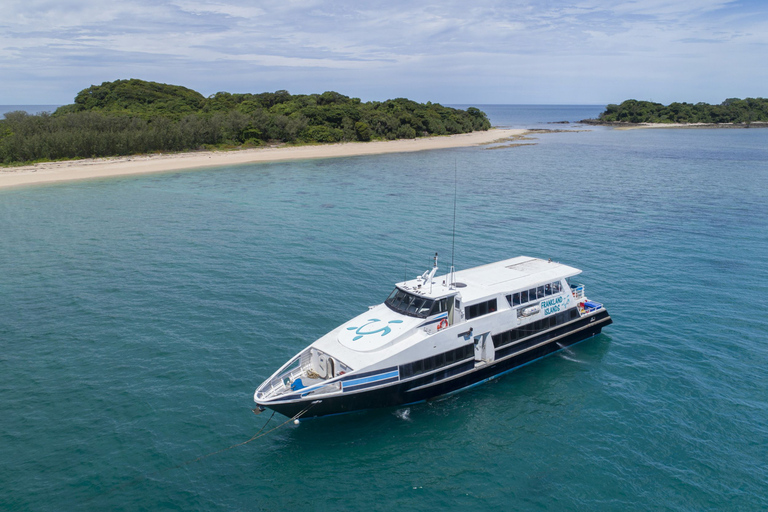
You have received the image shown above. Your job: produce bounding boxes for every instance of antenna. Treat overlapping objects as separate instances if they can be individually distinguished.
[430,252,438,293]
[450,160,457,288]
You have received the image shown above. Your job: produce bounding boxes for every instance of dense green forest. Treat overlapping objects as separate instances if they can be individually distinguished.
[0,79,491,165]
[589,98,768,124]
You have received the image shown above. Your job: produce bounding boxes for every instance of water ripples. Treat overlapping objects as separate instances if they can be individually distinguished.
[1,121,767,510]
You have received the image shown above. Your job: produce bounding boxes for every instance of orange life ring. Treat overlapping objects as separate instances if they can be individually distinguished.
[437,318,449,330]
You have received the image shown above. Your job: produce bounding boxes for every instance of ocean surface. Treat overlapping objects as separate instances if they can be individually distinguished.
[1,105,767,511]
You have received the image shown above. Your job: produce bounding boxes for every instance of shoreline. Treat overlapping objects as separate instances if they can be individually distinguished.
[0,128,525,190]
[580,120,768,130]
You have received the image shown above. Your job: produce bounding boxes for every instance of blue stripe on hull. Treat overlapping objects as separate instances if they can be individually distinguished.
[342,369,399,389]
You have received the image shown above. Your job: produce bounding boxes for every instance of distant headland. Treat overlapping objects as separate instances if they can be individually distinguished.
[581,98,768,128]
[0,79,491,166]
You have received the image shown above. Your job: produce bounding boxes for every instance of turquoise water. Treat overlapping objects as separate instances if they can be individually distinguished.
[451,104,605,128]
[2,107,767,510]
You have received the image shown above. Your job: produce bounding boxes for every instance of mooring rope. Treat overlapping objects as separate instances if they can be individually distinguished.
[176,409,278,468]
[100,403,317,498]
[176,402,317,467]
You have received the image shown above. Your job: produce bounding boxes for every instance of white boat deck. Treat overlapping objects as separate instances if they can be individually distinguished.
[398,256,582,302]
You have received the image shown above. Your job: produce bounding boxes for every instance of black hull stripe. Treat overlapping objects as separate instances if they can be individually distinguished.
[407,313,611,393]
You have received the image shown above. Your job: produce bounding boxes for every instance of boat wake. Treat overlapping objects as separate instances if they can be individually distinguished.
[394,408,412,421]
[556,342,587,364]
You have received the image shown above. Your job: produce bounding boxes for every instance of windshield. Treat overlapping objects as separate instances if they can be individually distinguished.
[384,288,434,318]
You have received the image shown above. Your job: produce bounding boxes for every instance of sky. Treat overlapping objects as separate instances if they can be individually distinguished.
[1,0,767,105]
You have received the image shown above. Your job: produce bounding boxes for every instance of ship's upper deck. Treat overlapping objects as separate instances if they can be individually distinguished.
[396,256,582,303]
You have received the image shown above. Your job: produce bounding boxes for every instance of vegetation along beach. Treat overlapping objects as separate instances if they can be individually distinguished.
[0,79,523,188]
[581,97,768,128]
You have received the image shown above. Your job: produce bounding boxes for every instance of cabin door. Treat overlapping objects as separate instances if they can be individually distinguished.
[473,332,495,366]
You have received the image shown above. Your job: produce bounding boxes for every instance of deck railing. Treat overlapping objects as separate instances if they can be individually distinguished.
[571,284,585,300]
[257,366,305,399]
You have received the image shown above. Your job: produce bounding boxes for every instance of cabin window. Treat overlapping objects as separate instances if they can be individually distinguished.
[466,298,497,320]
[428,297,452,316]
[385,288,435,318]
[398,344,474,379]
[492,307,581,350]
[509,281,566,308]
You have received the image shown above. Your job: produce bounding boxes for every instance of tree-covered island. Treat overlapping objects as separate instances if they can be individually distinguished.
[583,98,768,125]
[0,79,491,165]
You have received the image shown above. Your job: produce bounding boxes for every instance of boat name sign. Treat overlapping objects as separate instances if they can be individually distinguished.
[541,296,567,315]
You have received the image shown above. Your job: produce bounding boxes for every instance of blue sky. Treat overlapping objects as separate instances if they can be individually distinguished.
[2,0,766,105]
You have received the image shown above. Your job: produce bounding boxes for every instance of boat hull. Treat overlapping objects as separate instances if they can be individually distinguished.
[257,310,612,419]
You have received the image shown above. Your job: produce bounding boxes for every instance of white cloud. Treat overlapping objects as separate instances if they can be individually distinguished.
[0,0,766,104]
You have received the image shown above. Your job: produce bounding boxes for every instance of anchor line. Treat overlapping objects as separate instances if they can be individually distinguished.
[97,403,318,499]
[178,402,318,468]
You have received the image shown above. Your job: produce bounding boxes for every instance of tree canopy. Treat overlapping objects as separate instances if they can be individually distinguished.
[590,98,768,124]
[1,79,491,165]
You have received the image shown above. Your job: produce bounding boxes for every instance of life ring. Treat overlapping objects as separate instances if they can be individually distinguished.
[437,318,449,330]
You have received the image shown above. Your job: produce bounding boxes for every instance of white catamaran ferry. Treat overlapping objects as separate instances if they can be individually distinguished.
[254,255,611,418]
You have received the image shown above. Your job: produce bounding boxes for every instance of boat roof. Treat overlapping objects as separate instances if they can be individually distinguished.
[396,256,582,303]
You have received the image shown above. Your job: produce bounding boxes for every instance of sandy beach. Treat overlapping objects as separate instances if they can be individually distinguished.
[611,122,768,130]
[0,128,526,190]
